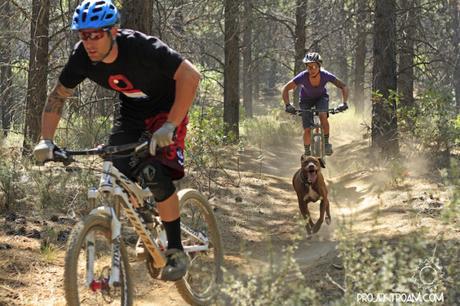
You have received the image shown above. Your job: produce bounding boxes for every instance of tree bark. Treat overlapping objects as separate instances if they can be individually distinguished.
[23,0,50,151]
[0,1,13,136]
[353,0,367,114]
[242,0,253,118]
[397,0,417,108]
[293,0,307,108]
[121,0,154,34]
[336,0,348,86]
[371,0,399,156]
[223,0,240,140]
[450,0,460,112]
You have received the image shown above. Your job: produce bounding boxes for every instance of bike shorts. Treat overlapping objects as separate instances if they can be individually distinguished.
[108,112,188,181]
[299,94,329,129]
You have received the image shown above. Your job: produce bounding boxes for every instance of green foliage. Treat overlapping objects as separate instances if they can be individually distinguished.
[187,105,227,157]
[185,105,236,189]
[56,115,112,149]
[0,147,24,211]
[219,244,319,306]
[398,89,458,154]
[28,168,72,210]
[337,222,459,304]
[240,109,302,147]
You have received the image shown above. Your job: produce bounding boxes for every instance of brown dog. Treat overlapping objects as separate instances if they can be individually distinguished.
[292,155,331,234]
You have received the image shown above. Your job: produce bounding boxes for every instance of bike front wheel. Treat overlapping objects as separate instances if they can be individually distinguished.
[311,134,323,158]
[64,214,133,306]
[175,189,224,305]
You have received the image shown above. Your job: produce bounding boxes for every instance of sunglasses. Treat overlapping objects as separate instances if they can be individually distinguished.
[78,28,110,41]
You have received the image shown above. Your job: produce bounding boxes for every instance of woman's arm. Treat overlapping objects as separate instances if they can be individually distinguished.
[332,78,349,104]
[282,80,297,105]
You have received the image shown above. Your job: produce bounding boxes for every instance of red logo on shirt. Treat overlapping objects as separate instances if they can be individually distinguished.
[108,74,148,98]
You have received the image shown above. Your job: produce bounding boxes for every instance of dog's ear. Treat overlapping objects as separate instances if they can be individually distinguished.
[319,158,326,168]
[301,154,308,163]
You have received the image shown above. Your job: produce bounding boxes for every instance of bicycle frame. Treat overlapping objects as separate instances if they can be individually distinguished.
[58,141,223,305]
[85,160,166,289]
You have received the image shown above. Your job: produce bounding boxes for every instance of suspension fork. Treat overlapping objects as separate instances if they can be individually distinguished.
[85,206,122,288]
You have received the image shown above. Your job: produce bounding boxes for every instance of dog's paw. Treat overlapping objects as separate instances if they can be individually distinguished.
[326,216,331,225]
[312,220,324,233]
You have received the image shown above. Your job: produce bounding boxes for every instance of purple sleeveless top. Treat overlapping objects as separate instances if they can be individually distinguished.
[293,69,337,100]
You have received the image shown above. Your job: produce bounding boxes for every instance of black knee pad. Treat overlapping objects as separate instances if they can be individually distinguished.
[138,163,175,202]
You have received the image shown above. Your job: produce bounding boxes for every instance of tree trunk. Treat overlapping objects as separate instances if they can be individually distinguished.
[397,0,417,108]
[450,0,460,112]
[293,0,307,108]
[371,0,399,156]
[121,0,154,34]
[353,0,368,114]
[242,0,253,118]
[223,0,240,140]
[0,1,13,136]
[336,0,348,86]
[253,57,260,100]
[23,0,50,151]
[353,0,367,114]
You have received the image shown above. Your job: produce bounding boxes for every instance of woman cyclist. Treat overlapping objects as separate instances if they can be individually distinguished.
[282,52,349,156]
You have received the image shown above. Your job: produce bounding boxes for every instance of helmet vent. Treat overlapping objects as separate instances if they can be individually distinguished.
[93,7,102,12]
[106,13,113,19]
[90,16,99,21]
[81,12,87,22]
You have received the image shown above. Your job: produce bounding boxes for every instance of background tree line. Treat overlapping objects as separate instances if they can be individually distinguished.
[0,0,458,161]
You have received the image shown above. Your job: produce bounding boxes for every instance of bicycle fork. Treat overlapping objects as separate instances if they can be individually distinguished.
[85,207,122,290]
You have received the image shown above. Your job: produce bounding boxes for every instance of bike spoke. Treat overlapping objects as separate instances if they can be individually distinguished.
[179,195,221,299]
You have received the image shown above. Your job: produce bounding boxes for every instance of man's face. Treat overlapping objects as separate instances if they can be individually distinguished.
[79,28,113,62]
[306,62,320,75]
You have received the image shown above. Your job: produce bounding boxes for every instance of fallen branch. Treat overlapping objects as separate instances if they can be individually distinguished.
[326,273,346,293]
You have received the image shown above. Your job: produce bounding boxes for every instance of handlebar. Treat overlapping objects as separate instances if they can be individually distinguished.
[47,140,152,165]
[294,108,344,115]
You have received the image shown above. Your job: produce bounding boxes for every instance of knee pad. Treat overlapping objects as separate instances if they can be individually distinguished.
[138,163,175,202]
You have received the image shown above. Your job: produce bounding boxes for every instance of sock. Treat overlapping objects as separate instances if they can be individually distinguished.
[304,145,311,155]
[162,218,183,250]
[324,134,330,144]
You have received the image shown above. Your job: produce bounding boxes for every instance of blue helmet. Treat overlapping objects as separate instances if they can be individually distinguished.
[71,0,119,30]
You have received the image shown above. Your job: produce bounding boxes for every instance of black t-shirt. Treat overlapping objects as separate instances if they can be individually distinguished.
[59,29,183,129]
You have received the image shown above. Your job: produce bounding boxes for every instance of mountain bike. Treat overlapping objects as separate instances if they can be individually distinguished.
[45,141,223,305]
[295,106,346,166]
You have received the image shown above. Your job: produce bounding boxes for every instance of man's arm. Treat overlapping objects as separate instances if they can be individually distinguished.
[41,82,74,140]
[332,78,349,103]
[282,80,297,105]
[167,59,201,126]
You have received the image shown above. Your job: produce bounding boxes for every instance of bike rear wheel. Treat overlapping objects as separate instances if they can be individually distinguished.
[64,214,133,306]
[175,189,224,305]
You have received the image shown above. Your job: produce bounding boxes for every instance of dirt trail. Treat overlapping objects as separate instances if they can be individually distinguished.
[1,113,456,305]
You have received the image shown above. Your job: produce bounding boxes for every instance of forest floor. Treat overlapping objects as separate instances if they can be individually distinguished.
[0,112,458,305]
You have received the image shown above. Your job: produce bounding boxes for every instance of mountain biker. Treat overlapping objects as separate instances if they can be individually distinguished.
[282,52,349,156]
[32,0,200,281]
